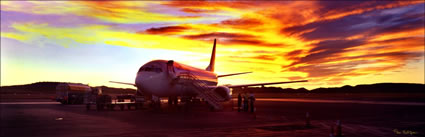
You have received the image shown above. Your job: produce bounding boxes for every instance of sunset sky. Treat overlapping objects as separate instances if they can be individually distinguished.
[1,1,424,89]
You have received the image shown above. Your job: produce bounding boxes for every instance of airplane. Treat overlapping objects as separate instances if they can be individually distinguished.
[111,39,307,109]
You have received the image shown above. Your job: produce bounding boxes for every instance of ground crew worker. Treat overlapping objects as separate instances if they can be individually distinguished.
[241,93,245,111]
[249,92,256,113]
[243,93,249,112]
[237,93,242,112]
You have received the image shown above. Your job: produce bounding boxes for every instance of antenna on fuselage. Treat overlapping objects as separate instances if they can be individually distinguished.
[206,39,216,72]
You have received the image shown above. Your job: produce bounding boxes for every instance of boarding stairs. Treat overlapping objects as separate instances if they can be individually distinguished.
[177,72,224,110]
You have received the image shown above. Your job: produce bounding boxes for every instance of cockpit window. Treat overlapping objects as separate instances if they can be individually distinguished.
[138,67,144,73]
[138,65,162,73]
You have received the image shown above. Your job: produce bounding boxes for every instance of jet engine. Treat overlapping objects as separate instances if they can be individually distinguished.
[212,86,231,101]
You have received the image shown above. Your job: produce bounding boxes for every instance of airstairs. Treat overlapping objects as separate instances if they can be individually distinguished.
[177,72,224,110]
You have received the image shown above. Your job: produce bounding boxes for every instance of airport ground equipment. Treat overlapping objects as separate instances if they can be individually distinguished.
[84,87,102,109]
[86,94,146,111]
[56,83,92,104]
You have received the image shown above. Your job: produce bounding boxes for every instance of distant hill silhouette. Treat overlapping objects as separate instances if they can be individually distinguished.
[233,83,424,94]
[1,82,423,95]
[0,82,136,94]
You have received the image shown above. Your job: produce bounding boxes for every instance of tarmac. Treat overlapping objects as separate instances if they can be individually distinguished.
[1,98,424,137]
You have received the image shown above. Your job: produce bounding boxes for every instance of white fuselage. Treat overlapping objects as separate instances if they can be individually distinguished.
[135,60,217,97]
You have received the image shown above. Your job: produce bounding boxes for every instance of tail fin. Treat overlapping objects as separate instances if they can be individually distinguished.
[206,39,216,72]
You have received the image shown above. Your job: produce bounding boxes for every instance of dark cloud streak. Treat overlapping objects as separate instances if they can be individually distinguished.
[183,32,283,47]
[143,26,189,34]
[281,3,424,41]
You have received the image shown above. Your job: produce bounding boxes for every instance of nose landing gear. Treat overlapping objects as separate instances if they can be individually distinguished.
[168,96,178,106]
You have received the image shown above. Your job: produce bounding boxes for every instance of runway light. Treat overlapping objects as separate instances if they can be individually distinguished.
[55,117,63,121]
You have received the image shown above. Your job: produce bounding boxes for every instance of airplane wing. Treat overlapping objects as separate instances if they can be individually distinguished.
[218,72,252,78]
[225,80,308,88]
[109,81,136,86]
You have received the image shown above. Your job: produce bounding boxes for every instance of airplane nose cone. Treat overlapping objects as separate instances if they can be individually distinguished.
[135,72,168,96]
[135,77,143,90]
[135,73,149,90]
